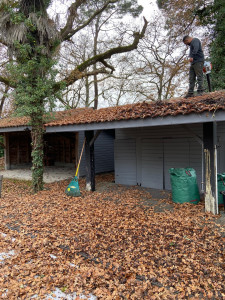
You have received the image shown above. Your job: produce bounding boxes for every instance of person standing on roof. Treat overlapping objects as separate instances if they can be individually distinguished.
[183,35,205,98]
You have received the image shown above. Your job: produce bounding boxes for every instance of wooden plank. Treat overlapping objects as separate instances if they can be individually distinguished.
[203,122,218,214]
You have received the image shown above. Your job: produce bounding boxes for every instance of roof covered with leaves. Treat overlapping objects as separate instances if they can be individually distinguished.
[0,91,224,129]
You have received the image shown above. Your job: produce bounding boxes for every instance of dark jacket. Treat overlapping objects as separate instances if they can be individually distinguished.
[189,38,204,64]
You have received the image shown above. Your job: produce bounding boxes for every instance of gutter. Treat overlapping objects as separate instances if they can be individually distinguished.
[45,111,225,133]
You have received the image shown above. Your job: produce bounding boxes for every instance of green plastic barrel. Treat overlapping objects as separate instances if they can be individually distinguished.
[169,168,200,204]
[217,173,225,205]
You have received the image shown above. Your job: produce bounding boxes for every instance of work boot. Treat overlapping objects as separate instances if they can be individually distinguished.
[184,93,194,99]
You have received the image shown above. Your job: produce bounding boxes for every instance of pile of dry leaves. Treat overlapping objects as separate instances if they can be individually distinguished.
[0,174,224,299]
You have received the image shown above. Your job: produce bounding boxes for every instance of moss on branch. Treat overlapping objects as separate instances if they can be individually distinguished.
[0,75,14,87]
[56,17,148,89]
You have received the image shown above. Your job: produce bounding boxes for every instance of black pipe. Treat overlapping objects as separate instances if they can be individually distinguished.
[206,74,212,92]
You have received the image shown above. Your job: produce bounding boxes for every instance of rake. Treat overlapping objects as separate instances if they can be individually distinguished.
[65,138,86,197]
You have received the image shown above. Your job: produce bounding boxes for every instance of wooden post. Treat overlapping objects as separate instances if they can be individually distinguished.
[85,131,95,192]
[4,133,10,170]
[203,122,218,214]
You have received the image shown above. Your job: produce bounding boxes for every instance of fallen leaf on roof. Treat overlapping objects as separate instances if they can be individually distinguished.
[0,91,224,129]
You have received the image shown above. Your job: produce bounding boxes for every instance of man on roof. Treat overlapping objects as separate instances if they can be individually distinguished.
[183,35,205,98]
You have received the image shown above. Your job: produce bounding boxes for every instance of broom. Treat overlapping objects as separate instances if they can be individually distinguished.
[65,138,86,197]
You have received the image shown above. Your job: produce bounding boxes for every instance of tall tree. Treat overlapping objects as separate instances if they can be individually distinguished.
[55,0,143,109]
[209,0,225,90]
[89,0,143,109]
[0,44,11,116]
[157,0,225,91]
[131,15,188,100]
[157,0,207,36]
[0,0,147,192]
[99,15,188,103]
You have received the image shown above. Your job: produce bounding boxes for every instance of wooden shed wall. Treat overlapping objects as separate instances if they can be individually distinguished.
[8,132,31,168]
[78,130,115,177]
[4,130,114,175]
[5,132,78,169]
[44,133,78,166]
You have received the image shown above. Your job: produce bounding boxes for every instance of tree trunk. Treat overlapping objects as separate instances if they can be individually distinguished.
[85,76,90,107]
[93,15,100,110]
[31,113,44,193]
[93,72,98,109]
[0,85,9,117]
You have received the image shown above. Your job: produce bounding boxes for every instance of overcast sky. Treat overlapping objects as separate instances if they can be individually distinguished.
[137,0,159,20]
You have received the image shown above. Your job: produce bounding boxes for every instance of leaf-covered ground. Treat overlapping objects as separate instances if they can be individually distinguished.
[0,174,224,299]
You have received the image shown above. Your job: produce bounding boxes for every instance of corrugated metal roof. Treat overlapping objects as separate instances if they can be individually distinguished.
[0,91,224,129]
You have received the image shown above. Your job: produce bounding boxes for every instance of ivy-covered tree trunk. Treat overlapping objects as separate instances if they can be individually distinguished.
[31,112,44,192]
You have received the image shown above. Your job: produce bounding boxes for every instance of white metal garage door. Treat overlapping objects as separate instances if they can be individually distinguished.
[114,137,202,190]
[141,139,163,189]
[114,139,137,185]
[164,139,190,190]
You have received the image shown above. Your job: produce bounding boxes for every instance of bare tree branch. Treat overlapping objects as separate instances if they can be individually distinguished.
[56,17,148,89]
[84,68,112,77]
[60,0,87,40]
[0,75,13,87]
[99,59,115,73]
[0,85,9,116]
[0,39,8,47]
[60,0,119,41]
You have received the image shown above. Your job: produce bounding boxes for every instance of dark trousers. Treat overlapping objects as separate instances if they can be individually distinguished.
[188,61,204,94]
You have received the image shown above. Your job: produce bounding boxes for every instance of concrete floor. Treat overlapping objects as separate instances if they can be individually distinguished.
[0,167,75,183]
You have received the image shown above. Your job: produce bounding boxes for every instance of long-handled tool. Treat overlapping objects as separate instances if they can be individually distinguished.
[65,138,86,197]
[203,61,212,92]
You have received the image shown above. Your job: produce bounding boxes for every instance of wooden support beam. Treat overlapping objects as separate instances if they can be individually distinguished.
[182,125,203,145]
[203,122,218,214]
[85,130,95,192]
[89,130,102,147]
